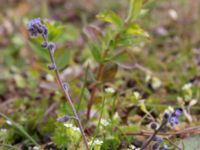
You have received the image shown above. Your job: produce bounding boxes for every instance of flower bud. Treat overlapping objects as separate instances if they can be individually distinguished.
[57,116,70,122]
[163,112,170,120]
[63,83,69,90]
[41,41,48,48]
[48,64,55,70]
[152,142,160,150]
[150,122,158,130]
[153,136,163,142]
[48,42,56,53]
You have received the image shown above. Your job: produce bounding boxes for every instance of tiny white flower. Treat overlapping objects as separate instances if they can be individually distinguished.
[72,127,80,132]
[133,91,141,99]
[168,9,178,20]
[182,83,192,90]
[105,87,115,94]
[129,145,141,150]
[33,146,40,150]
[151,77,162,90]
[46,74,54,82]
[88,139,103,146]
[189,99,197,107]
[94,139,103,145]
[113,112,120,120]
[145,74,151,83]
[6,120,12,125]
[64,123,73,128]
[177,96,183,103]
[129,145,136,149]
[64,123,80,132]
[166,106,174,114]
[0,129,7,133]
[100,119,109,127]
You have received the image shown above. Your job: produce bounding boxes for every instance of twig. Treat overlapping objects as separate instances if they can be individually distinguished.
[124,125,200,137]
[164,137,182,150]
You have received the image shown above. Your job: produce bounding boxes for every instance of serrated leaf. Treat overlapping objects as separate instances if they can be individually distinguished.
[96,10,122,28]
[126,0,143,22]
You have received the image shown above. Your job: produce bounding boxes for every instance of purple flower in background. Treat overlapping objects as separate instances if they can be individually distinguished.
[169,116,179,125]
[153,136,163,143]
[174,108,182,117]
[166,108,182,126]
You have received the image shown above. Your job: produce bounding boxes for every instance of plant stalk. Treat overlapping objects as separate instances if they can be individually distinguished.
[43,36,89,150]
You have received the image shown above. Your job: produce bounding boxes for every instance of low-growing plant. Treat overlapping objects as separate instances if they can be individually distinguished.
[27,0,148,149]
[25,0,198,150]
[27,18,89,149]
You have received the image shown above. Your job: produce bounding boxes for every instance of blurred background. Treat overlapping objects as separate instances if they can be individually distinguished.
[0,0,200,149]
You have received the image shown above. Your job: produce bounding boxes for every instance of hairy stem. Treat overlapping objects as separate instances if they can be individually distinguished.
[43,36,89,150]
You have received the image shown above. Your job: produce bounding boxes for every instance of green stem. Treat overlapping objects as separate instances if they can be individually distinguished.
[90,94,106,150]
[76,65,89,112]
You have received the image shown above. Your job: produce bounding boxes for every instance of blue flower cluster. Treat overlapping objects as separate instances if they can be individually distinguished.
[27,18,47,37]
[152,136,168,150]
[168,109,182,126]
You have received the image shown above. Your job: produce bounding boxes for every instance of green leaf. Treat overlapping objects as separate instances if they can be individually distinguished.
[29,39,49,61]
[124,24,146,36]
[13,74,26,88]
[110,50,127,62]
[120,124,140,132]
[54,48,70,70]
[126,0,143,22]
[96,10,123,28]
[88,42,102,62]
[101,136,120,150]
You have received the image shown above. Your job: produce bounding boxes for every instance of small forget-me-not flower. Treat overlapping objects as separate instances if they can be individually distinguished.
[27,18,47,37]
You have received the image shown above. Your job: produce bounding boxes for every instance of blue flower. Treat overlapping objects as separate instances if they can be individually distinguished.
[168,108,182,126]
[27,18,41,29]
[27,18,47,37]
[174,108,181,117]
[153,136,163,143]
[169,116,179,125]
